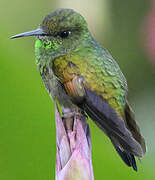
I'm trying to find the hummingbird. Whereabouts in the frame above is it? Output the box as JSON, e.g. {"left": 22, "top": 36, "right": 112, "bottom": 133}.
{"left": 11, "top": 8, "right": 146, "bottom": 171}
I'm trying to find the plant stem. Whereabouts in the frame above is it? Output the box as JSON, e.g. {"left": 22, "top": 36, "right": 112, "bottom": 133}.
{"left": 55, "top": 105, "right": 94, "bottom": 180}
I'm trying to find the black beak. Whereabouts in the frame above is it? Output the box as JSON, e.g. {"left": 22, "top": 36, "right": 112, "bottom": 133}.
{"left": 10, "top": 28, "right": 45, "bottom": 39}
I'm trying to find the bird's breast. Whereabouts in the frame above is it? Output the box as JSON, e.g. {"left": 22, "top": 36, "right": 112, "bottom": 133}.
{"left": 52, "top": 55, "right": 81, "bottom": 83}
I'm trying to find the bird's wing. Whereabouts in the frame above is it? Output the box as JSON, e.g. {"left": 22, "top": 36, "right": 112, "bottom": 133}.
{"left": 53, "top": 55, "right": 146, "bottom": 171}
{"left": 64, "top": 75, "right": 144, "bottom": 159}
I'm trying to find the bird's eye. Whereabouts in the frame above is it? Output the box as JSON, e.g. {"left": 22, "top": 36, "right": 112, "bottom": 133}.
{"left": 59, "top": 31, "right": 71, "bottom": 38}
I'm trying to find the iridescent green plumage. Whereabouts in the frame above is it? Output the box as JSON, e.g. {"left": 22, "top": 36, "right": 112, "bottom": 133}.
{"left": 34, "top": 9, "right": 127, "bottom": 116}
{"left": 11, "top": 8, "right": 146, "bottom": 171}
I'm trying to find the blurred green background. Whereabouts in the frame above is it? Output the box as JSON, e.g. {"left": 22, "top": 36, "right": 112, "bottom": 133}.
{"left": 0, "top": 0, "right": 155, "bottom": 179}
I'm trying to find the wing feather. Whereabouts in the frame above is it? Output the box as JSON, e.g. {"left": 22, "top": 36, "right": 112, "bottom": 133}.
{"left": 63, "top": 75, "right": 145, "bottom": 171}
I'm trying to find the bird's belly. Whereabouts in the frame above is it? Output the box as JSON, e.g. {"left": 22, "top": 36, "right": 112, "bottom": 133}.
{"left": 41, "top": 67, "right": 75, "bottom": 108}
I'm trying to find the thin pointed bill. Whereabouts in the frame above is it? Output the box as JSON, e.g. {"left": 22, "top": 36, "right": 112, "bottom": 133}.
{"left": 10, "top": 28, "right": 45, "bottom": 39}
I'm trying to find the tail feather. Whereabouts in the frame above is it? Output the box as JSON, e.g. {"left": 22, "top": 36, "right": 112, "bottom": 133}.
{"left": 115, "top": 146, "right": 137, "bottom": 171}
{"left": 110, "top": 135, "right": 138, "bottom": 171}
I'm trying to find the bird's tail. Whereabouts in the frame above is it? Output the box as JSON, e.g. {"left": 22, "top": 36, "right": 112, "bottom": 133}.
{"left": 110, "top": 136, "right": 138, "bottom": 171}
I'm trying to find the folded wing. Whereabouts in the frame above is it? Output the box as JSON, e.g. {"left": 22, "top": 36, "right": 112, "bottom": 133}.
{"left": 64, "top": 75, "right": 146, "bottom": 171}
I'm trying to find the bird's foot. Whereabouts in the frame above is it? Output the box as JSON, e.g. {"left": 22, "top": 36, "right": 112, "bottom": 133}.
{"left": 62, "top": 107, "right": 87, "bottom": 131}
{"left": 62, "top": 107, "right": 86, "bottom": 119}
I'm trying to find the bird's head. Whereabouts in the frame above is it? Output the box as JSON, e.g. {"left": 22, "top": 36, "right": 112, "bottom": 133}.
{"left": 11, "top": 9, "right": 90, "bottom": 63}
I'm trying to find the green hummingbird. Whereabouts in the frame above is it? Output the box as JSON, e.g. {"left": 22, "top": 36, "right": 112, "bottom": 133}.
{"left": 11, "top": 8, "right": 146, "bottom": 171}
